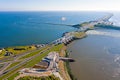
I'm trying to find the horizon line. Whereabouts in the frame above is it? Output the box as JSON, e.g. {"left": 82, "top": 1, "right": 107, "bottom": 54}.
{"left": 0, "top": 10, "right": 119, "bottom": 12}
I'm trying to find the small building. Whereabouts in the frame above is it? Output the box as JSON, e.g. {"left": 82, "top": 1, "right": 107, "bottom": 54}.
{"left": 33, "top": 60, "right": 49, "bottom": 69}
{"left": 4, "top": 51, "right": 13, "bottom": 56}
{"left": 34, "top": 44, "right": 45, "bottom": 48}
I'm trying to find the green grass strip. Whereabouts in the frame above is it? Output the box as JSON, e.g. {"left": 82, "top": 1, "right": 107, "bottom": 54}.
{"left": 5, "top": 61, "right": 20, "bottom": 70}
{"left": 20, "top": 46, "right": 49, "bottom": 60}
{"left": 0, "top": 44, "right": 63, "bottom": 80}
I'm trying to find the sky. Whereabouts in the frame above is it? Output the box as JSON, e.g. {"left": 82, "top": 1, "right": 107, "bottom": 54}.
{"left": 0, "top": 0, "right": 120, "bottom": 11}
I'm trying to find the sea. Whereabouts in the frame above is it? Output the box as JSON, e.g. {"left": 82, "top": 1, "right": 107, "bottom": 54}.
{"left": 0, "top": 11, "right": 107, "bottom": 48}
{"left": 1, "top": 11, "right": 120, "bottom": 80}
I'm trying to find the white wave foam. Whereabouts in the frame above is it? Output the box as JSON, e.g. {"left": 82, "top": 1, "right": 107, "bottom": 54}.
{"left": 112, "top": 68, "right": 120, "bottom": 78}
{"left": 86, "top": 30, "right": 120, "bottom": 38}
{"left": 114, "top": 55, "right": 120, "bottom": 63}
{"left": 112, "top": 55, "right": 120, "bottom": 78}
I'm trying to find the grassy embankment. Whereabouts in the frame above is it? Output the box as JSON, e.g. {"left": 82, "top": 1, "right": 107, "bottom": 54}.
{"left": 73, "top": 31, "right": 86, "bottom": 39}
{"left": 58, "top": 45, "right": 71, "bottom": 80}
{"left": 72, "top": 22, "right": 94, "bottom": 29}
{"left": 19, "top": 46, "right": 49, "bottom": 60}
{"left": 2, "top": 46, "right": 49, "bottom": 71}
{"left": 64, "top": 31, "right": 87, "bottom": 80}
{"left": 80, "top": 22, "right": 94, "bottom": 29}
{"left": 0, "top": 44, "right": 63, "bottom": 80}
{"left": 58, "top": 44, "right": 77, "bottom": 80}
{"left": 0, "top": 64, "right": 4, "bottom": 69}
{"left": 68, "top": 31, "right": 86, "bottom": 39}
{"left": 5, "top": 61, "right": 21, "bottom": 70}
{"left": 80, "top": 22, "right": 89, "bottom": 26}
{"left": 65, "top": 51, "right": 77, "bottom": 80}
{"left": 17, "top": 75, "right": 60, "bottom": 80}
{"left": 0, "top": 45, "right": 36, "bottom": 59}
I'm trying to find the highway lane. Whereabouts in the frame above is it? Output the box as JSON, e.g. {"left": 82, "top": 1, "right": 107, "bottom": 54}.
{"left": 0, "top": 63, "right": 10, "bottom": 75}
{"left": 0, "top": 46, "right": 49, "bottom": 76}
{"left": 0, "top": 46, "right": 47, "bottom": 63}
{"left": 0, "top": 45, "right": 53, "bottom": 78}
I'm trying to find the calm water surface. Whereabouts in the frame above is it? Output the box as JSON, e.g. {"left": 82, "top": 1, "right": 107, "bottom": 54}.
{"left": 67, "top": 34, "right": 120, "bottom": 80}
{"left": 0, "top": 11, "right": 107, "bottom": 47}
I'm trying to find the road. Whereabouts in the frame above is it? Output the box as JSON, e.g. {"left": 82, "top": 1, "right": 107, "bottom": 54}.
{"left": 0, "top": 47, "right": 45, "bottom": 63}
{"left": 0, "top": 45, "right": 52, "bottom": 78}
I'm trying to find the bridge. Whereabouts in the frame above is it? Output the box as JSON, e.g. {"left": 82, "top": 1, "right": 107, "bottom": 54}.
{"left": 92, "top": 13, "right": 114, "bottom": 26}
{"left": 79, "top": 13, "right": 114, "bottom": 32}
{"left": 98, "top": 13, "right": 113, "bottom": 22}
{"left": 50, "top": 35, "right": 74, "bottom": 45}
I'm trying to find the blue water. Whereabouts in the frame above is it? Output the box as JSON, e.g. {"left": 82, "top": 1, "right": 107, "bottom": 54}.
{"left": 0, "top": 11, "right": 107, "bottom": 48}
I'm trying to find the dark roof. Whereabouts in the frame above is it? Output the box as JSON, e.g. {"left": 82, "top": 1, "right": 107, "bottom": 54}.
{"left": 37, "top": 60, "right": 49, "bottom": 67}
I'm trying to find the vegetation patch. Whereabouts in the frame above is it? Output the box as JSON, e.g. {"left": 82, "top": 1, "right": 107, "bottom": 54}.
{"left": 0, "top": 63, "right": 26, "bottom": 80}
{"left": 20, "top": 46, "right": 49, "bottom": 59}
{"left": 17, "top": 75, "right": 60, "bottom": 80}
{"left": 80, "top": 22, "right": 89, "bottom": 27}
{"left": 1, "top": 44, "right": 63, "bottom": 80}
{"left": 5, "top": 45, "right": 36, "bottom": 55}
{"left": 0, "top": 64, "right": 4, "bottom": 69}
{"left": 0, "top": 49, "right": 6, "bottom": 59}
{"left": 73, "top": 31, "right": 86, "bottom": 38}
{"left": 5, "top": 61, "right": 20, "bottom": 70}
{"left": 65, "top": 51, "right": 77, "bottom": 80}
{"left": 24, "top": 44, "right": 63, "bottom": 68}
{"left": 7, "top": 72, "right": 20, "bottom": 80}
{"left": 0, "top": 45, "right": 36, "bottom": 59}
